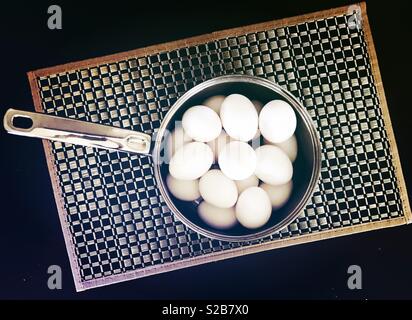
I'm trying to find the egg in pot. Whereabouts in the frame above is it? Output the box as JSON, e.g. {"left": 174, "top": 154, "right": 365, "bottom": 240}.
{"left": 166, "top": 175, "right": 200, "bottom": 201}
{"left": 182, "top": 105, "right": 222, "bottom": 142}
{"left": 220, "top": 94, "right": 258, "bottom": 142}
{"left": 255, "top": 145, "right": 293, "bottom": 185}
{"left": 236, "top": 186, "right": 272, "bottom": 229}
{"left": 169, "top": 142, "right": 214, "bottom": 180}
{"left": 199, "top": 169, "right": 238, "bottom": 208}
{"left": 198, "top": 202, "right": 237, "bottom": 229}
{"left": 259, "top": 100, "right": 297, "bottom": 143}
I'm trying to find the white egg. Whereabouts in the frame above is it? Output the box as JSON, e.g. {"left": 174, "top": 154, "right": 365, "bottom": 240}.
{"left": 198, "top": 202, "right": 237, "bottom": 229}
{"left": 235, "top": 175, "right": 259, "bottom": 193}
{"left": 182, "top": 105, "right": 222, "bottom": 142}
{"left": 199, "top": 169, "right": 238, "bottom": 208}
{"left": 169, "top": 142, "right": 213, "bottom": 180}
{"left": 207, "top": 130, "right": 232, "bottom": 161}
{"left": 259, "top": 100, "right": 297, "bottom": 143}
{"left": 261, "top": 181, "right": 293, "bottom": 208}
{"left": 165, "top": 125, "right": 192, "bottom": 161}
{"left": 218, "top": 141, "right": 257, "bottom": 180}
{"left": 255, "top": 145, "right": 293, "bottom": 185}
{"left": 166, "top": 175, "right": 200, "bottom": 201}
{"left": 203, "top": 95, "right": 225, "bottom": 114}
{"left": 235, "top": 187, "right": 272, "bottom": 229}
{"left": 220, "top": 94, "right": 258, "bottom": 142}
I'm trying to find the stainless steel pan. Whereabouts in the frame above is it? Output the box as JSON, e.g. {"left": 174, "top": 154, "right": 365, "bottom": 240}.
{"left": 4, "top": 75, "right": 321, "bottom": 242}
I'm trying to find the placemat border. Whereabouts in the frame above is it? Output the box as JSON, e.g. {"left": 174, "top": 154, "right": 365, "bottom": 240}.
{"left": 360, "top": 6, "right": 411, "bottom": 223}
{"left": 27, "top": 2, "right": 411, "bottom": 291}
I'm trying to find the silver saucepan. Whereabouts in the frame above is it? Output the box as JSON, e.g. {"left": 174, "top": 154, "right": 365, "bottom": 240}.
{"left": 4, "top": 75, "right": 321, "bottom": 242}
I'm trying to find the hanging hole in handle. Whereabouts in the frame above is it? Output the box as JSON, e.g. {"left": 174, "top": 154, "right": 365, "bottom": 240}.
{"left": 12, "top": 115, "right": 33, "bottom": 129}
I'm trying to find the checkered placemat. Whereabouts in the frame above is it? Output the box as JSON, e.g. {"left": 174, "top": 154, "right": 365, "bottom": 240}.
{"left": 28, "top": 2, "right": 411, "bottom": 291}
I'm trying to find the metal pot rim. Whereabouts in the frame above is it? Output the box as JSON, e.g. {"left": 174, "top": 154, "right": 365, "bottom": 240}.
{"left": 153, "top": 75, "right": 321, "bottom": 242}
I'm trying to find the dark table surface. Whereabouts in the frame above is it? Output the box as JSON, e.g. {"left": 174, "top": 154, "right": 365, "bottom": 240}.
{"left": 0, "top": 0, "right": 411, "bottom": 299}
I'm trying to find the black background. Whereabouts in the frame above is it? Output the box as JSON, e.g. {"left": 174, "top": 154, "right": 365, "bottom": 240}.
{"left": 0, "top": 0, "right": 411, "bottom": 299}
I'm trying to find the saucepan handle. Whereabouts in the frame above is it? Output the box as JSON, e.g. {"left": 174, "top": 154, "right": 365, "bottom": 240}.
{"left": 3, "top": 108, "right": 152, "bottom": 155}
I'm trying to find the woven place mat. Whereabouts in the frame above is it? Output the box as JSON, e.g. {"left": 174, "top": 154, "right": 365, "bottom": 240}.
{"left": 28, "top": 2, "right": 411, "bottom": 291}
